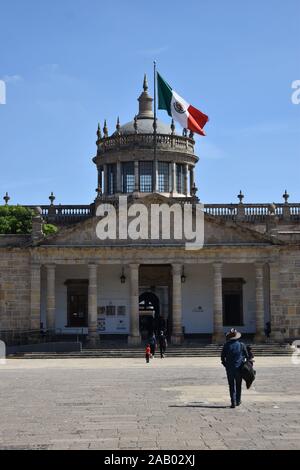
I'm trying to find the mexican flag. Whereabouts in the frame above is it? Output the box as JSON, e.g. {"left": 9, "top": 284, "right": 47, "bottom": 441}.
{"left": 157, "top": 72, "right": 209, "bottom": 136}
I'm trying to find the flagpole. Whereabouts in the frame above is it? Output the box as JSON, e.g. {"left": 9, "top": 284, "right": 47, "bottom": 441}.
{"left": 153, "top": 60, "right": 157, "bottom": 192}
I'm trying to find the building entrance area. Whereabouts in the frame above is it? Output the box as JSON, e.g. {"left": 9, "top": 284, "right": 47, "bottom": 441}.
{"left": 139, "top": 264, "right": 171, "bottom": 339}
{"left": 139, "top": 292, "right": 159, "bottom": 339}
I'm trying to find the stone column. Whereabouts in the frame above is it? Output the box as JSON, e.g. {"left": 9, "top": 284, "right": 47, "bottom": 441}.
{"left": 189, "top": 166, "right": 195, "bottom": 191}
{"left": 128, "top": 264, "right": 141, "bottom": 345}
{"left": 153, "top": 160, "right": 158, "bottom": 192}
{"left": 88, "top": 264, "right": 99, "bottom": 345}
{"left": 171, "top": 264, "right": 183, "bottom": 344}
{"left": 103, "top": 164, "right": 108, "bottom": 195}
{"left": 30, "top": 263, "right": 41, "bottom": 330}
{"left": 116, "top": 161, "right": 122, "bottom": 193}
{"left": 212, "top": 263, "right": 224, "bottom": 343}
{"left": 268, "top": 261, "right": 283, "bottom": 342}
{"left": 46, "top": 264, "right": 56, "bottom": 332}
{"left": 98, "top": 166, "right": 103, "bottom": 190}
{"left": 171, "top": 162, "right": 176, "bottom": 195}
{"left": 184, "top": 164, "right": 189, "bottom": 196}
{"left": 254, "top": 263, "right": 265, "bottom": 342}
{"left": 134, "top": 161, "right": 139, "bottom": 193}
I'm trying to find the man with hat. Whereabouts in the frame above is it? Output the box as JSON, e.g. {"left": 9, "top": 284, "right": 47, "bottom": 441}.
{"left": 221, "top": 328, "right": 249, "bottom": 408}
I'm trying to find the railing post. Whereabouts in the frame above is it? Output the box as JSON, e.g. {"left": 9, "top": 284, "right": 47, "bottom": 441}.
{"left": 283, "top": 203, "right": 290, "bottom": 221}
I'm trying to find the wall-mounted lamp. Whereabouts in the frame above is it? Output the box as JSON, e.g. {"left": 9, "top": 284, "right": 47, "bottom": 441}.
{"left": 181, "top": 267, "right": 186, "bottom": 283}
{"left": 120, "top": 267, "right": 126, "bottom": 284}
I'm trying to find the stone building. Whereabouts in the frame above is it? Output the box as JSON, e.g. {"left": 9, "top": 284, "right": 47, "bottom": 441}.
{"left": 0, "top": 76, "right": 300, "bottom": 345}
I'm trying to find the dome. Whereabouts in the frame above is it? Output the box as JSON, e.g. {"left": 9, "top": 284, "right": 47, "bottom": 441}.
{"left": 115, "top": 117, "right": 178, "bottom": 136}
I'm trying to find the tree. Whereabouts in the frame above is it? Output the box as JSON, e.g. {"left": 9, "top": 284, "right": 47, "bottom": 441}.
{"left": 0, "top": 206, "right": 34, "bottom": 234}
{"left": 42, "top": 223, "right": 58, "bottom": 235}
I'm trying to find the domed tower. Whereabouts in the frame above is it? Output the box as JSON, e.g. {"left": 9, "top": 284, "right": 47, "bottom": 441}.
{"left": 93, "top": 75, "right": 198, "bottom": 202}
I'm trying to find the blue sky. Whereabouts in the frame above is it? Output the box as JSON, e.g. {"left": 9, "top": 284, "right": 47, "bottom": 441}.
{"left": 0, "top": 0, "right": 299, "bottom": 205}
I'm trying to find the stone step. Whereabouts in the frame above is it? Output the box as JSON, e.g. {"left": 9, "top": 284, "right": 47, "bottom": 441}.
{"left": 8, "top": 342, "right": 293, "bottom": 359}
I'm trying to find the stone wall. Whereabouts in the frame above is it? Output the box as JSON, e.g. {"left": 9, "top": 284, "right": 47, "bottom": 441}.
{"left": 270, "top": 248, "right": 300, "bottom": 339}
{"left": 0, "top": 249, "right": 31, "bottom": 330}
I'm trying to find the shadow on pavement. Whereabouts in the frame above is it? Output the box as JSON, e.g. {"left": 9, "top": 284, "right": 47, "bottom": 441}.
{"left": 170, "top": 403, "right": 229, "bottom": 409}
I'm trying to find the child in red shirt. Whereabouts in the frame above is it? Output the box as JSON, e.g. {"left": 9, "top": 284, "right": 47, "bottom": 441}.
{"left": 145, "top": 344, "right": 151, "bottom": 363}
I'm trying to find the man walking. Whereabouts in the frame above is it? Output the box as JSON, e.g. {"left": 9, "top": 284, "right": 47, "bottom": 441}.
{"left": 158, "top": 331, "right": 167, "bottom": 358}
{"left": 221, "top": 328, "right": 249, "bottom": 408}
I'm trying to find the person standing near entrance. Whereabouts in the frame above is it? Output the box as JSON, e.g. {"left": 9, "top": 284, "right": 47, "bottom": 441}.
{"left": 158, "top": 331, "right": 167, "bottom": 358}
{"left": 149, "top": 333, "right": 157, "bottom": 358}
{"left": 221, "top": 328, "right": 249, "bottom": 408}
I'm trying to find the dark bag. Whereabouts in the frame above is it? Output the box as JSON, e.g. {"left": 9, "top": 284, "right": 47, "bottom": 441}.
{"left": 240, "top": 360, "right": 256, "bottom": 389}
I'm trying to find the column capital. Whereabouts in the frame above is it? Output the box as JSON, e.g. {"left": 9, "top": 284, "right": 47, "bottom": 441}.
{"left": 213, "top": 262, "right": 223, "bottom": 271}
{"left": 45, "top": 263, "right": 56, "bottom": 271}
{"left": 31, "top": 262, "right": 41, "bottom": 269}
{"left": 88, "top": 263, "right": 98, "bottom": 269}
{"left": 129, "top": 263, "right": 140, "bottom": 270}
{"left": 255, "top": 262, "right": 265, "bottom": 271}
{"left": 172, "top": 263, "right": 182, "bottom": 275}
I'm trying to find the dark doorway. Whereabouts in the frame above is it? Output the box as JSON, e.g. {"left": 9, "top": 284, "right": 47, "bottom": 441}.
{"left": 222, "top": 278, "right": 244, "bottom": 326}
{"left": 65, "top": 280, "right": 88, "bottom": 327}
{"left": 139, "top": 292, "right": 160, "bottom": 339}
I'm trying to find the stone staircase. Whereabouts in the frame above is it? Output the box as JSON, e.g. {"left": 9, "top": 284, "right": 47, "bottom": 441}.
{"left": 10, "top": 342, "right": 293, "bottom": 359}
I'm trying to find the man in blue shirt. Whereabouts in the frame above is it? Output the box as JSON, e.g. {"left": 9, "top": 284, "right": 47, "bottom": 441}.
{"left": 221, "top": 329, "right": 249, "bottom": 408}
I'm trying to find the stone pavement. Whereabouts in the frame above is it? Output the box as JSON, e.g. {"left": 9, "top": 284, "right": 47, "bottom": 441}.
{"left": 0, "top": 357, "right": 299, "bottom": 450}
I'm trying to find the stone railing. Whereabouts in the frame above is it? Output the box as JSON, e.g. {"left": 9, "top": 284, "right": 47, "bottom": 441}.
{"left": 27, "top": 205, "right": 93, "bottom": 224}
{"left": 23, "top": 202, "right": 300, "bottom": 225}
{"left": 204, "top": 203, "right": 300, "bottom": 222}
{"left": 97, "top": 133, "right": 195, "bottom": 155}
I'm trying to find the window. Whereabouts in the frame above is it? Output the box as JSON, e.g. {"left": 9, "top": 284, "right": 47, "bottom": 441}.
{"left": 122, "top": 162, "right": 135, "bottom": 193}
{"left": 107, "top": 164, "right": 116, "bottom": 195}
{"left": 158, "top": 162, "right": 170, "bottom": 192}
{"left": 117, "top": 306, "right": 126, "bottom": 316}
{"left": 176, "top": 164, "right": 185, "bottom": 193}
{"left": 139, "top": 161, "right": 153, "bottom": 192}
{"left": 106, "top": 305, "right": 116, "bottom": 316}
{"left": 222, "top": 278, "right": 244, "bottom": 326}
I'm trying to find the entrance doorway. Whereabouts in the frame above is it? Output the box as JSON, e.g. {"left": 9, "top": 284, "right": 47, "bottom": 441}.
{"left": 139, "top": 292, "right": 163, "bottom": 339}
{"left": 65, "top": 279, "right": 88, "bottom": 327}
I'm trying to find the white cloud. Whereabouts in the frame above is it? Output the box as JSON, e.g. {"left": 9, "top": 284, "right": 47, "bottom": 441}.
{"left": 2, "top": 74, "right": 23, "bottom": 83}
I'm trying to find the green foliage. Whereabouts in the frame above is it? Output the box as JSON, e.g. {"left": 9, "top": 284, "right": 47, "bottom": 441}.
{"left": 0, "top": 206, "right": 34, "bottom": 234}
{"left": 42, "top": 223, "right": 58, "bottom": 235}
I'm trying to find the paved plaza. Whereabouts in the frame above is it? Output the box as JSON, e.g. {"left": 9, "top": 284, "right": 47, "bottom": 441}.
{"left": 0, "top": 356, "right": 299, "bottom": 450}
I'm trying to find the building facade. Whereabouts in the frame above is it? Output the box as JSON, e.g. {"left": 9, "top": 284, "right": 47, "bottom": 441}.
{"left": 1, "top": 77, "right": 300, "bottom": 345}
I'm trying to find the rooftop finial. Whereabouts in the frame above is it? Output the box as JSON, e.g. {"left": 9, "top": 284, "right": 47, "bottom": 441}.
{"left": 137, "top": 74, "right": 153, "bottom": 120}
{"left": 143, "top": 73, "right": 148, "bottom": 92}
{"left": 116, "top": 116, "right": 120, "bottom": 134}
{"left": 283, "top": 189, "right": 289, "bottom": 203}
{"left": 237, "top": 190, "right": 244, "bottom": 204}
{"left": 103, "top": 119, "right": 108, "bottom": 138}
{"left": 97, "top": 123, "right": 102, "bottom": 140}
{"left": 170, "top": 119, "right": 175, "bottom": 135}
{"left": 134, "top": 115, "right": 138, "bottom": 133}
{"left": 3, "top": 192, "right": 10, "bottom": 205}
{"left": 49, "top": 192, "right": 55, "bottom": 206}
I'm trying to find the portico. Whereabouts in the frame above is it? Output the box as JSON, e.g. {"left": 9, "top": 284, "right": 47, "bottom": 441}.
{"left": 30, "top": 247, "right": 271, "bottom": 344}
